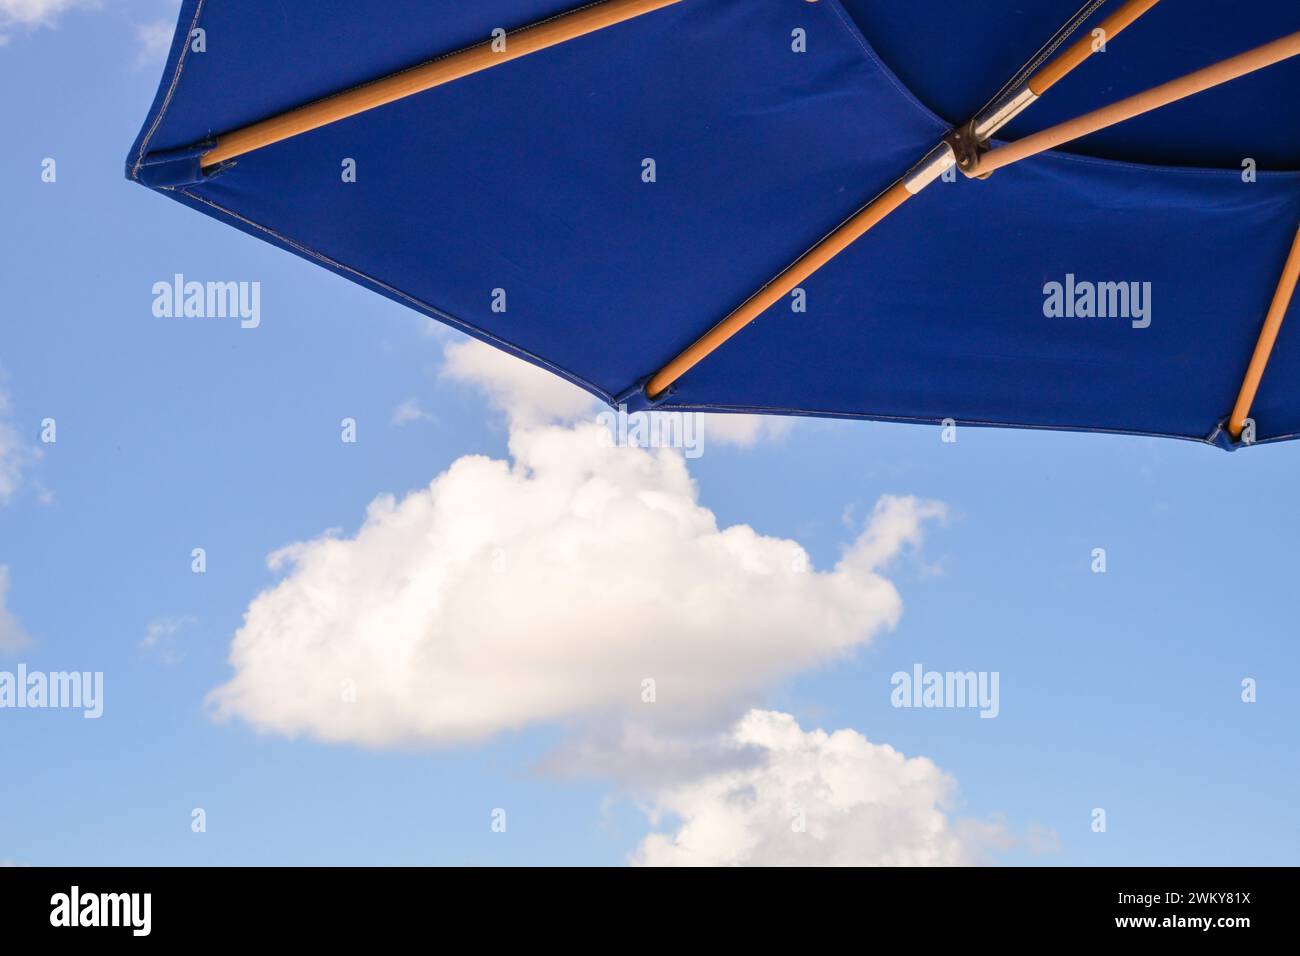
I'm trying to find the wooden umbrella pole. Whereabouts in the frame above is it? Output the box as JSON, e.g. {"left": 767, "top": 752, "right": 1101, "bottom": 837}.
{"left": 971, "top": 30, "right": 1300, "bottom": 177}
{"left": 1228, "top": 223, "right": 1300, "bottom": 440}
{"left": 201, "top": 0, "right": 683, "bottom": 169}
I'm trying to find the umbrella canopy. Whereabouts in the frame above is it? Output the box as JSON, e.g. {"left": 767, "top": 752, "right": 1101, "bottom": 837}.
{"left": 127, "top": 0, "right": 1300, "bottom": 448}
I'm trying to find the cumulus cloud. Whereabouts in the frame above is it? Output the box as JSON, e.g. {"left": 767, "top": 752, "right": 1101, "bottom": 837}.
{"left": 203, "top": 335, "right": 993, "bottom": 865}
{"left": 0, "top": 566, "right": 32, "bottom": 655}
{"left": 632, "top": 710, "right": 991, "bottom": 866}
{"left": 210, "top": 336, "right": 941, "bottom": 746}
{"left": 209, "top": 416, "right": 942, "bottom": 745}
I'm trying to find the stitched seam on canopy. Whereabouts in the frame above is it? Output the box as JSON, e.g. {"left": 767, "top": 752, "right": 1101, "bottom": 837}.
{"left": 824, "top": 0, "right": 1300, "bottom": 175}
{"left": 254, "top": 1, "right": 613, "bottom": 114}
{"left": 982, "top": 0, "right": 1109, "bottom": 110}
{"left": 641, "top": 401, "right": 1220, "bottom": 445}
{"left": 822, "top": 0, "right": 1108, "bottom": 132}
{"left": 176, "top": 189, "right": 618, "bottom": 406}
{"left": 134, "top": 0, "right": 1299, "bottom": 447}
{"left": 988, "top": 147, "right": 1300, "bottom": 180}
{"left": 821, "top": 0, "right": 948, "bottom": 133}
{"left": 131, "top": 0, "right": 207, "bottom": 179}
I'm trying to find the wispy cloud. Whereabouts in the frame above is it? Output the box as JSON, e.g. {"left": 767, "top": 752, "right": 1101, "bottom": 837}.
{"left": 389, "top": 398, "right": 435, "bottom": 427}
{"left": 696, "top": 414, "right": 794, "bottom": 447}
{"left": 141, "top": 615, "right": 195, "bottom": 664}
{"left": 0, "top": 566, "right": 32, "bottom": 656}
{"left": 133, "top": 18, "right": 173, "bottom": 70}
{"left": 0, "top": 0, "right": 100, "bottom": 42}
{"left": 0, "top": 386, "right": 31, "bottom": 506}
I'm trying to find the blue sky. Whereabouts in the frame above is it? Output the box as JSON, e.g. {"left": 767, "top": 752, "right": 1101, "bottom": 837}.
{"left": 1, "top": 0, "right": 1297, "bottom": 867}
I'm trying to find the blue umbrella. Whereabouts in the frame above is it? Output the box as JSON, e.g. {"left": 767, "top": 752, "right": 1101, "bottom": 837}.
{"left": 128, "top": 0, "right": 1300, "bottom": 448}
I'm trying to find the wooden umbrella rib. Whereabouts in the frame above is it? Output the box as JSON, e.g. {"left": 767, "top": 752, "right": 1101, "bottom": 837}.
{"left": 1228, "top": 224, "right": 1300, "bottom": 441}
{"left": 1028, "top": 0, "right": 1164, "bottom": 94}
{"left": 642, "top": 0, "right": 1166, "bottom": 399}
{"left": 200, "top": 0, "right": 683, "bottom": 168}
{"left": 972, "top": 31, "right": 1300, "bottom": 177}
{"left": 645, "top": 183, "right": 913, "bottom": 399}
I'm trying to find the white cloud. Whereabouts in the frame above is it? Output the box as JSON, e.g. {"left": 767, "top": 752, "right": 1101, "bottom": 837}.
{"left": 0, "top": 566, "right": 32, "bottom": 655}
{"left": 632, "top": 710, "right": 994, "bottom": 866}
{"left": 208, "top": 415, "right": 943, "bottom": 745}
{"left": 390, "top": 398, "right": 435, "bottom": 427}
{"left": 134, "top": 18, "right": 173, "bottom": 69}
{"left": 204, "top": 334, "right": 999, "bottom": 865}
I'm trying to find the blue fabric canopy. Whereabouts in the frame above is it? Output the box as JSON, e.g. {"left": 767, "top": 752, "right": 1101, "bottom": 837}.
{"left": 127, "top": 0, "right": 1300, "bottom": 447}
